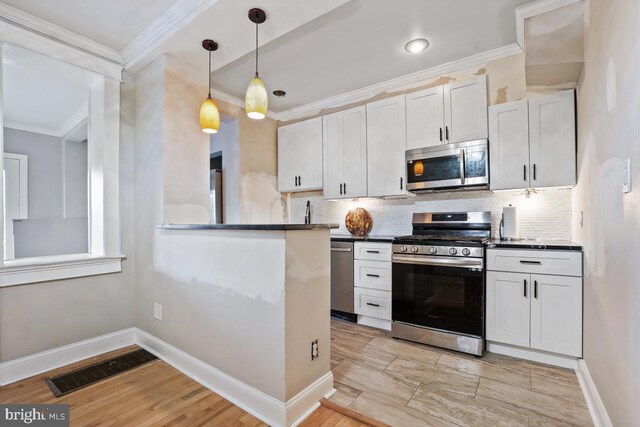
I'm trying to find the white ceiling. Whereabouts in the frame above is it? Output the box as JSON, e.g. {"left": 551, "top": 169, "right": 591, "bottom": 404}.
{"left": 3, "top": 44, "right": 98, "bottom": 135}
{"left": 212, "top": 0, "right": 532, "bottom": 112}
{"left": 0, "top": 0, "right": 179, "bottom": 50}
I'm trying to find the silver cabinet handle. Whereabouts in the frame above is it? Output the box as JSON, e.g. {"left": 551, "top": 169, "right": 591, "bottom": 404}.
{"left": 524, "top": 279, "right": 528, "bottom": 298}
{"left": 366, "top": 250, "right": 380, "bottom": 254}
{"left": 533, "top": 164, "right": 537, "bottom": 180}
{"left": 331, "top": 248, "right": 352, "bottom": 252}
{"left": 534, "top": 280, "right": 538, "bottom": 299}
{"left": 366, "top": 274, "right": 380, "bottom": 278}
{"left": 520, "top": 260, "right": 542, "bottom": 265}
{"left": 523, "top": 165, "right": 527, "bottom": 181}
{"left": 459, "top": 149, "right": 465, "bottom": 185}
{"left": 366, "top": 302, "right": 380, "bottom": 307}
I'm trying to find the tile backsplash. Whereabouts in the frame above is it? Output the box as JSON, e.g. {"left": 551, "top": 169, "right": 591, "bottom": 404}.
{"left": 290, "top": 188, "right": 573, "bottom": 240}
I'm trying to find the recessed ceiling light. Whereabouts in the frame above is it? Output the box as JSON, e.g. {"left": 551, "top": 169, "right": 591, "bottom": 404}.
{"left": 404, "top": 38, "right": 430, "bottom": 54}
{"left": 273, "top": 90, "right": 286, "bottom": 97}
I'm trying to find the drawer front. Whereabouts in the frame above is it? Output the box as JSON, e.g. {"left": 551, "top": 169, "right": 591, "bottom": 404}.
{"left": 354, "top": 260, "right": 391, "bottom": 291}
{"left": 354, "top": 242, "right": 392, "bottom": 262}
{"left": 487, "top": 249, "right": 582, "bottom": 277}
{"left": 354, "top": 288, "right": 391, "bottom": 320}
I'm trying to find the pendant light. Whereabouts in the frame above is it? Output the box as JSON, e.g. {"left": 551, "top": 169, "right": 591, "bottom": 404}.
{"left": 199, "top": 39, "right": 220, "bottom": 134}
{"left": 245, "top": 8, "right": 268, "bottom": 120}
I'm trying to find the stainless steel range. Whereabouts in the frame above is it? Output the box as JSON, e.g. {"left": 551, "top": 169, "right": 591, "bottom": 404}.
{"left": 391, "top": 211, "right": 491, "bottom": 356}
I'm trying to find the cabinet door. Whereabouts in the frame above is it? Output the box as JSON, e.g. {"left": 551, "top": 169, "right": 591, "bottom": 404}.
{"left": 406, "top": 87, "right": 445, "bottom": 150}
{"left": 322, "top": 111, "right": 344, "bottom": 199}
{"left": 295, "top": 117, "right": 323, "bottom": 191}
{"left": 530, "top": 274, "right": 582, "bottom": 357}
{"left": 489, "top": 100, "right": 531, "bottom": 190}
{"left": 342, "top": 106, "right": 368, "bottom": 198}
{"left": 528, "top": 90, "right": 576, "bottom": 188}
{"left": 444, "top": 75, "right": 488, "bottom": 143}
{"left": 486, "top": 271, "right": 531, "bottom": 347}
{"left": 366, "top": 95, "right": 407, "bottom": 197}
{"left": 277, "top": 124, "right": 298, "bottom": 192}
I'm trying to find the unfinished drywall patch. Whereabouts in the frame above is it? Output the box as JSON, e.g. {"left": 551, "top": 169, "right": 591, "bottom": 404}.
{"left": 495, "top": 87, "right": 508, "bottom": 104}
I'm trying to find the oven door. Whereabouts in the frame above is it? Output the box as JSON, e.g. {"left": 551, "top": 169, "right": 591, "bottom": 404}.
{"left": 406, "top": 140, "right": 489, "bottom": 191}
{"left": 392, "top": 254, "right": 484, "bottom": 338}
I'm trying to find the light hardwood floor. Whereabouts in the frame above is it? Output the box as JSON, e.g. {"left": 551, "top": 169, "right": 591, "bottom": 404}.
{"left": 0, "top": 345, "right": 367, "bottom": 427}
{"left": 329, "top": 318, "right": 593, "bottom": 427}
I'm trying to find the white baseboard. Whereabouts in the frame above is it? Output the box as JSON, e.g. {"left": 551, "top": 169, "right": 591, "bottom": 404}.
{"left": 0, "top": 327, "right": 136, "bottom": 386}
{"left": 136, "top": 328, "right": 333, "bottom": 427}
{"left": 576, "top": 359, "right": 613, "bottom": 427}
{"left": 357, "top": 315, "right": 391, "bottom": 331}
{"left": 486, "top": 341, "right": 578, "bottom": 369}
{"left": 1, "top": 327, "right": 332, "bottom": 427}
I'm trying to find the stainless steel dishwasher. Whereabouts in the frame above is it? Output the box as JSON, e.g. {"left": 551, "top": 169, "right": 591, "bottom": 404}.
{"left": 330, "top": 240, "right": 355, "bottom": 320}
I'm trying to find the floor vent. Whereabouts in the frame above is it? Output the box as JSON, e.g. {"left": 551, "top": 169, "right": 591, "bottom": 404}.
{"left": 45, "top": 348, "right": 158, "bottom": 397}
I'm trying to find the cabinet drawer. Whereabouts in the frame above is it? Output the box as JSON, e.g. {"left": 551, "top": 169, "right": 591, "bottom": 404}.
{"left": 354, "top": 242, "right": 392, "bottom": 261}
{"left": 354, "top": 288, "right": 391, "bottom": 320}
{"left": 487, "top": 249, "right": 582, "bottom": 277}
{"left": 354, "top": 260, "right": 391, "bottom": 291}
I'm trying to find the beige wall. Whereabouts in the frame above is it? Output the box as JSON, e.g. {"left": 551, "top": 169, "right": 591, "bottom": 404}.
{"left": 572, "top": 0, "right": 640, "bottom": 425}
{"left": 279, "top": 53, "right": 527, "bottom": 127}
{"left": 0, "top": 73, "right": 137, "bottom": 362}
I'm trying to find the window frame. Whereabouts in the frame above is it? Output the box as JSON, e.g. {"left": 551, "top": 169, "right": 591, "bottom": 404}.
{"left": 0, "top": 28, "right": 124, "bottom": 287}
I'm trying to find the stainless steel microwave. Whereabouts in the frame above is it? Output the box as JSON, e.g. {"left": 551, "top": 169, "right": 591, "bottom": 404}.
{"left": 406, "top": 139, "right": 489, "bottom": 192}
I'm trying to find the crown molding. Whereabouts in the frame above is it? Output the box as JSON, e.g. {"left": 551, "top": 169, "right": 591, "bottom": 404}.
{"left": 515, "top": 0, "right": 584, "bottom": 49}
{"left": 59, "top": 104, "right": 88, "bottom": 138}
{"left": 122, "top": 0, "right": 220, "bottom": 70}
{"left": 0, "top": 2, "right": 121, "bottom": 64}
{"left": 275, "top": 43, "right": 523, "bottom": 123}
{"left": 5, "top": 103, "right": 88, "bottom": 138}
{"left": 4, "top": 120, "right": 63, "bottom": 138}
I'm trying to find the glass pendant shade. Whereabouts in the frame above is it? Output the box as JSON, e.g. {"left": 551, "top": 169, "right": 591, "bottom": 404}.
{"left": 200, "top": 96, "right": 220, "bottom": 134}
{"left": 245, "top": 76, "right": 268, "bottom": 120}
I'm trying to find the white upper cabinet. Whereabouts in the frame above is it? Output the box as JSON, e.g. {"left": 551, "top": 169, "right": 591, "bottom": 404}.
{"left": 528, "top": 90, "right": 576, "bottom": 188}
{"left": 277, "top": 117, "right": 323, "bottom": 192}
{"left": 488, "top": 90, "right": 576, "bottom": 191}
{"left": 489, "top": 99, "right": 531, "bottom": 190}
{"left": 405, "top": 86, "right": 445, "bottom": 150}
{"left": 443, "top": 75, "right": 488, "bottom": 143}
{"left": 405, "top": 76, "right": 488, "bottom": 150}
{"left": 366, "top": 95, "right": 407, "bottom": 197}
{"left": 323, "top": 106, "right": 367, "bottom": 199}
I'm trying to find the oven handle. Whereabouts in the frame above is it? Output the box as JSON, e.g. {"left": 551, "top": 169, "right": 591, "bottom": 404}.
{"left": 460, "top": 149, "right": 465, "bottom": 185}
{"left": 392, "top": 254, "right": 483, "bottom": 269}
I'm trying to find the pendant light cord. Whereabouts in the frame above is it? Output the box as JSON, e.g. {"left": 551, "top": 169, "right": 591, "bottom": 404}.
{"left": 255, "top": 21, "right": 259, "bottom": 78}
{"left": 208, "top": 50, "right": 212, "bottom": 98}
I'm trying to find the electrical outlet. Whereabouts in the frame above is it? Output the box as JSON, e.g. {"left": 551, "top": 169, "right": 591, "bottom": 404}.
{"left": 311, "top": 339, "right": 319, "bottom": 361}
{"left": 153, "top": 303, "right": 162, "bottom": 320}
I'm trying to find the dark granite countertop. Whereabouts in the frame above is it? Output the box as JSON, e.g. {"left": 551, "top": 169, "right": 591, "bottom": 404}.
{"left": 487, "top": 239, "right": 583, "bottom": 251}
{"left": 158, "top": 223, "right": 339, "bottom": 231}
{"left": 330, "top": 234, "right": 395, "bottom": 243}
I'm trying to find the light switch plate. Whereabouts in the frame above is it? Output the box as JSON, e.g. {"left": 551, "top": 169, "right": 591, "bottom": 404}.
{"left": 623, "top": 158, "right": 632, "bottom": 193}
{"left": 153, "top": 303, "right": 162, "bottom": 320}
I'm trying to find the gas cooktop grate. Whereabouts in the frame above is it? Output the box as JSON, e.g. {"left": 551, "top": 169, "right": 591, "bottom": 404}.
{"left": 45, "top": 348, "right": 158, "bottom": 397}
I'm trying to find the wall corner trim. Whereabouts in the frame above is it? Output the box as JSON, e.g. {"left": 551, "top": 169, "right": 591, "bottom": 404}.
{"left": 0, "top": 327, "right": 136, "bottom": 386}
{"left": 575, "top": 359, "right": 614, "bottom": 427}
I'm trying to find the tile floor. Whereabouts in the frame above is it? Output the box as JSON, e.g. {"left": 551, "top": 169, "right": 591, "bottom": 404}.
{"left": 329, "top": 318, "right": 592, "bottom": 427}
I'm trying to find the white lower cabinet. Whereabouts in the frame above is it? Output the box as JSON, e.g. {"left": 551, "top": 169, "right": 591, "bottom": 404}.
{"left": 354, "top": 242, "right": 392, "bottom": 329}
{"left": 486, "top": 248, "right": 583, "bottom": 360}
{"left": 486, "top": 271, "right": 531, "bottom": 348}
{"left": 530, "top": 274, "right": 582, "bottom": 357}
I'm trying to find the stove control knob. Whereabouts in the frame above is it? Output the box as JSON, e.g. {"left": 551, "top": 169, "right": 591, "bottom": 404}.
{"left": 400, "top": 245, "right": 407, "bottom": 253}
{"left": 411, "top": 246, "right": 419, "bottom": 253}
{"left": 462, "top": 248, "right": 471, "bottom": 256}
{"left": 449, "top": 248, "right": 458, "bottom": 255}
{"left": 429, "top": 247, "right": 437, "bottom": 255}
